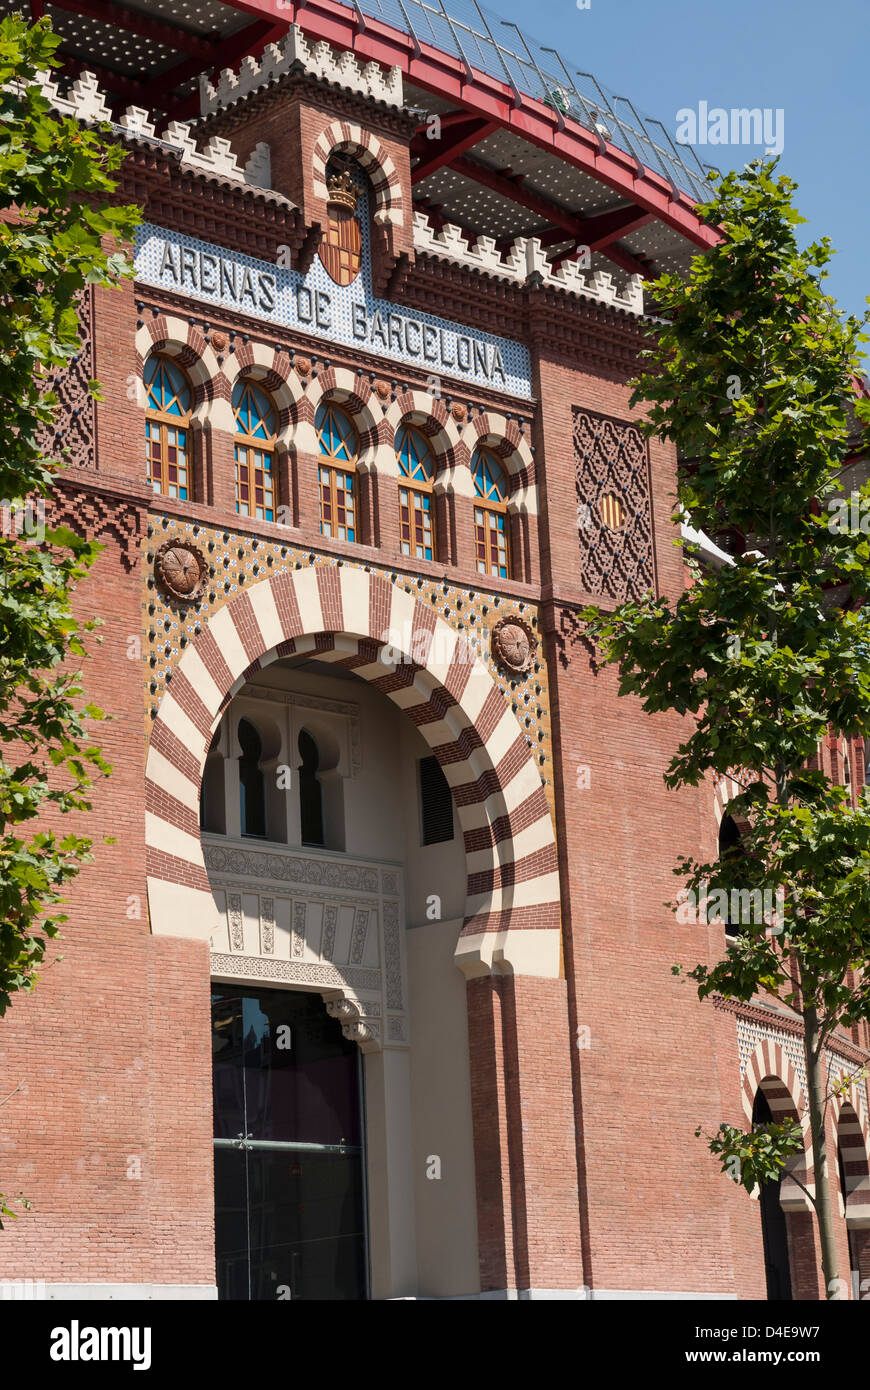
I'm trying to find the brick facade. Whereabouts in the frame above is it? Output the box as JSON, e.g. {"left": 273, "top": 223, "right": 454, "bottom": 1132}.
{"left": 1, "top": 56, "right": 869, "bottom": 1303}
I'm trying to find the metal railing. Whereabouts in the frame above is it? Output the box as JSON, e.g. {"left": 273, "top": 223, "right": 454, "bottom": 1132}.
{"left": 347, "top": 0, "right": 713, "bottom": 202}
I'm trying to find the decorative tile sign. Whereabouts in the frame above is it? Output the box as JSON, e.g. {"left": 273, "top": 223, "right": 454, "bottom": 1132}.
{"left": 134, "top": 184, "right": 532, "bottom": 399}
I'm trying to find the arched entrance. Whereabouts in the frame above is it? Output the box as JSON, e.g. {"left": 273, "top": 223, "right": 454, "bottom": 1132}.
{"left": 144, "top": 563, "right": 581, "bottom": 1298}
{"left": 753, "top": 1088, "right": 792, "bottom": 1300}
{"left": 745, "top": 1050, "right": 815, "bottom": 1300}
{"left": 145, "top": 565, "right": 559, "bottom": 970}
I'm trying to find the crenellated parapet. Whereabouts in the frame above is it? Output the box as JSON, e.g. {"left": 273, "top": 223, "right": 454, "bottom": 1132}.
{"left": 198, "top": 24, "right": 404, "bottom": 117}
{"left": 413, "top": 210, "right": 645, "bottom": 315}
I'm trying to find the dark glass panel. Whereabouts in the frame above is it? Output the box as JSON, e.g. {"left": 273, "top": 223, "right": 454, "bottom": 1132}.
{"left": 214, "top": 1146, "right": 250, "bottom": 1301}
{"left": 299, "top": 729, "right": 325, "bottom": 848}
{"left": 212, "top": 986, "right": 367, "bottom": 1301}
{"left": 211, "top": 988, "right": 362, "bottom": 1146}
{"left": 238, "top": 717, "right": 266, "bottom": 838}
{"left": 247, "top": 1151, "right": 366, "bottom": 1301}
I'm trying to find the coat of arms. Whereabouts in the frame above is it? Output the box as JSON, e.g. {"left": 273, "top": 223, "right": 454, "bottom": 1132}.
{"left": 318, "top": 170, "right": 362, "bottom": 287}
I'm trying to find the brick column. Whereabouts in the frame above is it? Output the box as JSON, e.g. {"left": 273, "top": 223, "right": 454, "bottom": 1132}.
{"left": 295, "top": 448, "right": 322, "bottom": 535}
{"left": 466, "top": 974, "right": 584, "bottom": 1295}
{"left": 454, "top": 494, "right": 477, "bottom": 574}
{"left": 787, "top": 1210, "right": 825, "bottom": 1298}
{"left": 209, "top": 420, "right": 236, "bottom": 514}
{"left": 375, "top": 471, "right": 399, "bottom": 557}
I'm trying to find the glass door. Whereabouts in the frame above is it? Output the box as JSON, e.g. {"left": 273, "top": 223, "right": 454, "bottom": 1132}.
{"left": 211, "top": 986, "right": 368, "bottom": 1300}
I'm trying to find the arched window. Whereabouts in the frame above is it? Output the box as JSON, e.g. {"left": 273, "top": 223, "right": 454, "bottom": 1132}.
{"left": 471, "top": 446, "right": 510, "bottom": 579}
{"left": 200, "top": 728, "right": 225, "bottom": 835}
{"left": 396, "top": 424, "right": 436, "bottom": 561}
{"left": 145, "top": 354, "right": 192, "bottom": 499}
{"left": 718, "top": 812, "right": 744, "bottom": 938}
{"left": 316, "top": 401, "right": 358, "bottom": 543}
{"left": 233, "top": 379, "right": 276, "bottom": 522}
{"left": 298, "top": 729, "right": 324, "bottom": 847}
{"left": 753, "top": 1088, "right": 793, "bottom": 1300}
{"left": 238, "top": 718, "right": 266, "bottom": 839}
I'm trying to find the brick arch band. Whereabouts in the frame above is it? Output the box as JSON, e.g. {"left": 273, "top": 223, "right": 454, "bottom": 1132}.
{"left": 742, "top": 1038, "right": 813, "bottom": 1211}
{"left": 144, "top": 565, "right": 561, "bottom": 978}
{"left": 831, "top": 1077, "right": 870, "bottom": 1226}
{"left": 312, "top": 120, "right": 404, "bottom": 227}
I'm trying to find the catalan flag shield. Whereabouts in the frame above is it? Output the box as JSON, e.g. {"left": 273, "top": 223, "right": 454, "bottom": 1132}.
{"left": 318, "top": 206, "right": 362, "bottom": 287}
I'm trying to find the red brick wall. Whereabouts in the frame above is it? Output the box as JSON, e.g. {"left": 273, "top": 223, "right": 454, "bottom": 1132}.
{"left": 0, "top": 500, "right": 215, "bottom": 1288}
{"left": 536, "top": 346, "right": 760, "bottom": 1296}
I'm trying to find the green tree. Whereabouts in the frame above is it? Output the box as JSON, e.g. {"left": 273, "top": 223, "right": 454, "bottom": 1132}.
{"left": 0, "top": 14, "right": 139, "bottom": 1214}
{"left": 584, "top": 160, "right": 870, "bottom": 1297}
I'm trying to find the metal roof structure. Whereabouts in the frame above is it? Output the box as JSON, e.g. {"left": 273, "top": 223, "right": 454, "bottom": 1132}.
{"left": 9, "top": 0, "right": 722, "bottom": 283}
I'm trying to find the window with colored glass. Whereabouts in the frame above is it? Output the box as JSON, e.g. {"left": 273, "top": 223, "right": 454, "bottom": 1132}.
{"left": 396, "top": 423, "right": 436, "bottom": 562}
{"left": 471, "top": 446, "right": 511, "bottom": 579}
{"left": 233, "top": 379, "right": 277, "bottom": 522}
{"left": 316, "top": 401, "right": 358, "bottom": 543}
{"left": 144, "top": 355, "right": 192, "bottom": 500}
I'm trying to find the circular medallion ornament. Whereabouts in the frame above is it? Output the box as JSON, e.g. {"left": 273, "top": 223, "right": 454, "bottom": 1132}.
{"left": 491, "top": 615, "right": 537, "bottom": 674}
{"left": 210, "top": 331, "right": 227, "bottom": 352}
{"left": 154, "top": 539, "right": 208, "bottom": 603}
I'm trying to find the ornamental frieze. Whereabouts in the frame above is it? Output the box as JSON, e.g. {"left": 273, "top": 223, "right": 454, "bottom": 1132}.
{"left": 134, "top": 181, "right": 532, "bottom": 398}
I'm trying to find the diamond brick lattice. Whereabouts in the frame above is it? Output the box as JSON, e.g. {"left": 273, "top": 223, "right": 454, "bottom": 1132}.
{"left": 573, "top": 406, "right": 654, "bottom": 600}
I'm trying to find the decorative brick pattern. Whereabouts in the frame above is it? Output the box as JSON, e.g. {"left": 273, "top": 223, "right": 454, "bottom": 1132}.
{"left": 573, "top": 405, "right": 654, "bottom": 600}
{"left": 37, "top": 288, "right": 96, "bottom": 472}
{"left": 48, "top": 481, "right": 143, "bottom": 573}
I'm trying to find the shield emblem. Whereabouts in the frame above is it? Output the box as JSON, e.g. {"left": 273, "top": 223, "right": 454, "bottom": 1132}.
{"left": 318, "top": 206, "right": 362, "bottom": 287}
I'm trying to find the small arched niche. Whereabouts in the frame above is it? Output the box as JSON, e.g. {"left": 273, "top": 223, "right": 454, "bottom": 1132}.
{"left": 296, "top": 724, "right": 344, "bottom": 852}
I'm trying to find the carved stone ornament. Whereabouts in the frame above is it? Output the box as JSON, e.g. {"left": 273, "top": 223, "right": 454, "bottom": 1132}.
{"left": 154, "top": 538, "right": 208, "bottom": 603}
{"left": 295, "top": 355, "right": 311, "bottom": 378}
{"left": 450, "top": 401, "right": 467, "bottom": 422}
{"left": 491, "top": 615, "right": 538, "bottom": 674}
{"left": 210, "top": 331, "right": 227, "bottom": 351}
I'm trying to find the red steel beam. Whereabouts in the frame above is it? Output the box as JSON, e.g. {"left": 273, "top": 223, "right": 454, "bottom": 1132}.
{"left": 145, "top": 17, "right": 274, "bottom": 99}
{"left": 203, "top": 0, "right": 718, "bottom": 251}
{"left": 451, "top": 155, "right": 582, "bottom": 236}
{"left": 448, "top": 158, "right": 652, "bottom": 276}
{"left": 411, "top": 117, "right": 498, "bottom": 185}
{"left": 52, "top": 0, "right": 719, "bottom": 253}
{"left": 448, "top": 155, "right": 650, "bottom": 277}
{"left": 577, "top": 204, "right": 655, "bottom": 250}
{"left": 48, "top": 0, "right": 219, "bottom": 59}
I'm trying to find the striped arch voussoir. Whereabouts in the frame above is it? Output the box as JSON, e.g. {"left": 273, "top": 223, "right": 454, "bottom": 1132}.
{"left": 742, "top": 1039, "right": 805, "bottom": 1124}
{"left": 743, "top": 1039, "right": 813, "bottom": 1211}
{"left": 831, "top": 1077, "right": 870, "bottom": 1225}
{"left": 386, "top": 392, "right": 462, "bottom": 472}
{"left": 312, "top": 121, "right": 404, "bottom": 227}
{"left": 307, "top": 369, "right": 379, "bottom": 467}
{"left": 713, "top": 768, "right": 760, "bottom": 827}
{"left": 144, "top": 567, "right": 560, "bottom": 979}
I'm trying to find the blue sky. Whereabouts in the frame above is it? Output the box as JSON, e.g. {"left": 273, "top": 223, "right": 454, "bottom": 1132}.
{"left": 487, "top": 0, "right": 868, "bottom": 343}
